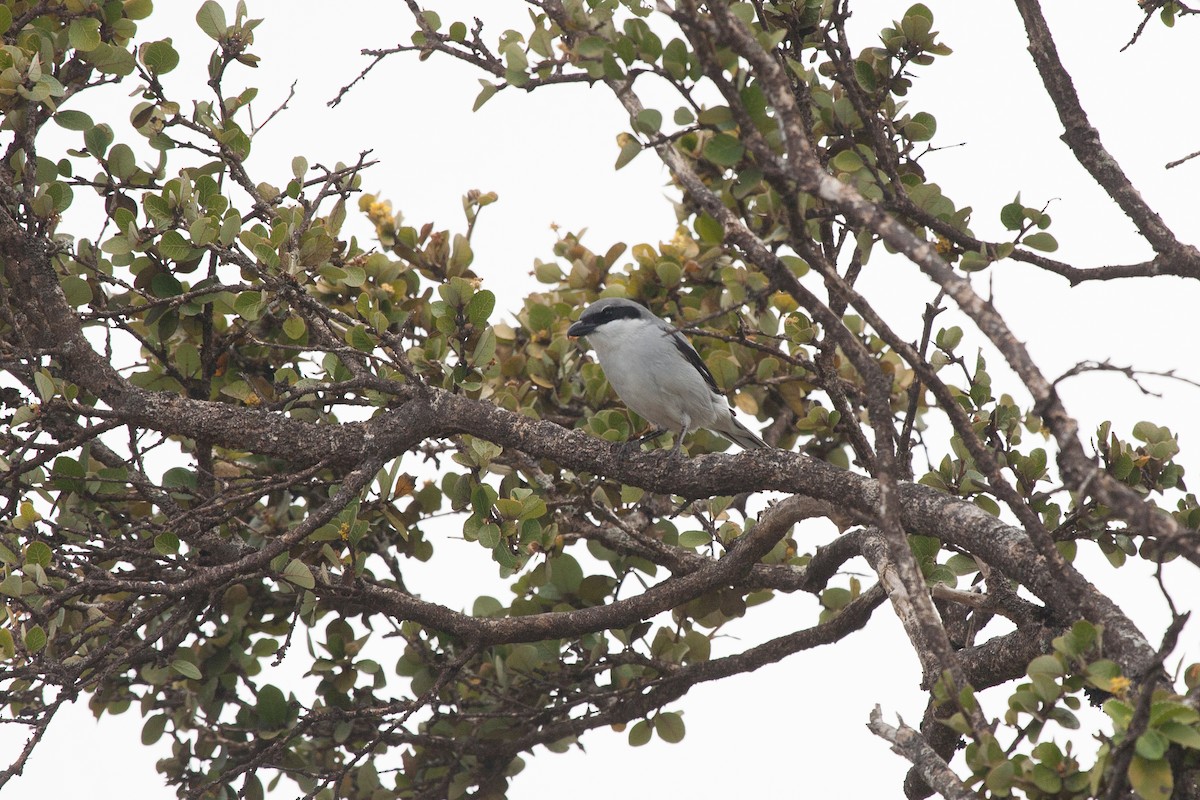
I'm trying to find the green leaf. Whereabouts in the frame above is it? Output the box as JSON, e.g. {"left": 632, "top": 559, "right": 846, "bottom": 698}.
{"left": 473, "top": 80, "right": 499, "bottom": 112}
{"left": 61, "top": 275, "right": 92, "bottom": 307}
{"left": 477, "top": 523, "right": 501, "bottom": 549}
{"left": 55, "top": 110, "right": 95, "bottom": 131}
{"left": 68, "top": 18, "right": 102, "bottom": 53}
{"left": 124, "top": 0, "right": 153, "bottom": 19}
{"left": 1148, "top": 701, "right": 1198, "bottom": 728}
{"left": 494, "top": 498, "right": 522, "bottom": 519}
{"left": 1023, "top": 232, "right": 1058, "bottom": 252}
{"left": 694, "top": 213, "right": 723, "bottom": 244}
{"left": 256, "top": 684, "right": 288, "bottom": 729}
{"left": 472, "top": 327, "right": 496, "bottom": 365}
{"left": 549, "top": 553, "right": 583, "bottom": 593}
{"left": 936, "top": 326, "right": 963, "bottom": 351}
{"left": 634, "top": 108, "right": 662, "bottom": 135}
{"left": 449, "top": 233, "right": 473, "bottom": 273}
{"left": 346, "top": 325, "right": 376, "bottom": 352}
{"left": 905, "top": 111, "right": 937, "bottom": 141}
{"left": 1132, "top": 420, "right": 1165, "bottom": 443}
{"left": 628, "top": 720, "right": 652, "bottom": 747}
{"left": 1000, "top": 197, "right": 1024, "bottom": 230}
{"left": 85, "top": 43, "right": 136, "bottom": 76}
{"left": 154, "top": 532, "right": 180, "bottom": 556}
{"left": 959, "top": 250, "right": 990, "bottom": 272}
{"left": 909, "top": 534, "right": 940, "bottom": 563}
{"left": 158, "top": 230, "right": 196, "bottom": 262}
{"left": 1136, "top": 730, "right": 1170, "bottom": 760}
{"left": 25, "top": 625, "right": 47, "bottom": 653}
{"left": 420, "top": 10, "right": 442, "bottom": 30}
{"left": 663, "top": 37, "right": 689, "bottom": 79}
{"left": 821, "top": 587, "right": 853, "bottom": 611}
{"left": 985, "top": 760, "right": 1015, "bottom": 794}
{"left": 141, "top": 40, "right": 181, "bottom": 75}
{"left": 283, "top": 558, "right": 315, "bottom": 590}
{"left": 34, "top": 370, "right": 55, "bottom": 402}
{"left": 576, "top": 36, "right": 608, "bottom": 58}
{"left": 283, "top": 315, "right": 306, "bottom": 340}
{"left": 615, "top": 132, "right": 642, "bottom": 170}
{"left": 171, "top": 659, "right": 203, "bottom": 680}
{"left": 655, "top": 712, "right": 686, "bottom": 743}
{"left": 18, "top": 502, "right": 41, "bottom": 532}
{"left": 472, "top": 596, "right": 503, "bottom": 617}
{"left": 830, "top": 149, "right": 864, "bottom": 173}
{"left": 906, "top": 3, "right": 935, "bottom": 22}
{"left": 196, "top": 1, "right": 228, "bottom": 40}
{"left": 1027, "top": 654, "right": 1064, "bottom": 678}
{"left": 1128, "top": 754, "right": 1173, "bottom": 800}
{"left": 108, "top": 143, "right": 136, "bottom": 180}
{"left": 0, "top": 541, "right": 19, "bottom": 565}
{"left": 141, "top": 714, "right": 169, "bottom": 745}
{"left": 853, "top": 60, "right": 878, "bottom": 92}
{"left": 1030, "top": 763, "right": 1063, "bottom": 794}
{"left": 85, "top": 124, "right": 115, "bottom": 157}
{"left": 702, "top": 133, "right": 744, "bottom": 167}
{"left": 234, "top": 291, "right": 263, "bottom": 321}
{"left": 467, "top": 290, "right": 495, "bottom": 327}
{"left": 503, "top": 42, "right": 528, "bottom": 83}
{"left": 189, "top": 217, "right": 216, "bottom": 247}
{"left": 1048, "top": 706, "right": 1079, "bottom": 729}
{"left": 1159, "top": 721, "right": 1200, "bottom": 749}
{"left": 24, "top": 541, "right": 52, "bottom": 567}
{"left": 0, "top": 574, "right": 21, "bottom": 598}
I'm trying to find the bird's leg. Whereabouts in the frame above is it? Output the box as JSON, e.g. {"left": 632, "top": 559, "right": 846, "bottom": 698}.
{"left": 622, "top": 427, "right": 668, "bottom": 453}
{"left": 669, "top": 498, "right": 698, "bottom": 519}
{"left": 670, "top": 421, "right": 689, "bottom": 458}
{"left": 632, "top": 427, "right": 669, "bottom": 445}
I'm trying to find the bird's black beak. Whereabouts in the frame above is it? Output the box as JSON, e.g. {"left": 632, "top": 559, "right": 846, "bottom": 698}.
{"left": 567, "top": 320, "right": 594, "bottom": 338}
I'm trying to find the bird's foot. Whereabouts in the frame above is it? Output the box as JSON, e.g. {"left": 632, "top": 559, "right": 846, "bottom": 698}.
{"left": 617, "top": 438, "right": 644, "bottom": 456}
{"left": 667, "top": 425, "right": 690, "bottom": 459}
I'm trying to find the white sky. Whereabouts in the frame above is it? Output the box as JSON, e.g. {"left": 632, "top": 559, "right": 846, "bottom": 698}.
{"left": 4, "top": 1, "right": 1199, "bottom": 798}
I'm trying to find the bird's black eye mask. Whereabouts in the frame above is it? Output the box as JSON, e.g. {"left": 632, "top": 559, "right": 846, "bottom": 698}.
{"left": 589, "top": 304, "right": 644, "bottom": 326}
{"left": 568, "top": 303, "right": 644, "bottom": 336}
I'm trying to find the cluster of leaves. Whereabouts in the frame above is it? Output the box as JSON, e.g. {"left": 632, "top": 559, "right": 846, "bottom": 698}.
{"left": 1, "top": 1, "right": 1197, "bottom": 799}
{"left": 0, "top": 3, "right": 819, "bottom": 796}
{"left": 0, "top": 1, "right": 515, "bottom": 795}
{"left": 942, "top": 622, "right": 1200, "bottom": 800}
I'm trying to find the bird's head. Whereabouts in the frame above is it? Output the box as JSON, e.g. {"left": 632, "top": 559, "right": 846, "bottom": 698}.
{"left": 567, "top": 297, "right": 652, "bottom": 339}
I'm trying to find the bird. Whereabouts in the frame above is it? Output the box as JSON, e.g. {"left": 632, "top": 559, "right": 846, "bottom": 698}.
{"left": 567, "top": 297, "right": 769, "bottom": 455}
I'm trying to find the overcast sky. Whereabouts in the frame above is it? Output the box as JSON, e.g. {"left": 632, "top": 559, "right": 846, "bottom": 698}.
{"left": 4, "top": 2, "right": 1199, "bottom": 797}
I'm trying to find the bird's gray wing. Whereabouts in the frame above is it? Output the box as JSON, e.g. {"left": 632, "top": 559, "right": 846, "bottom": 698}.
{"left": 667, "top": 330, "right": 721, "bottom": 394}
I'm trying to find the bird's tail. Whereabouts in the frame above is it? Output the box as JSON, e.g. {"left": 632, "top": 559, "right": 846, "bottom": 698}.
{"left": 720, "top": 413, "right": 770, "bottom": 450}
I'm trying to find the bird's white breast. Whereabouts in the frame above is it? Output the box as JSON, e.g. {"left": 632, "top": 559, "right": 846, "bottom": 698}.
{"left": 587, "top": 319, "right": 726, "bottom": 432}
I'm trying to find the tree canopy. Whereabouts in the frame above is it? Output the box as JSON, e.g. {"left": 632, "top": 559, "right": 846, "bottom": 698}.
{"left": 1, "top": 1, "right": 1198, "bottom": 799}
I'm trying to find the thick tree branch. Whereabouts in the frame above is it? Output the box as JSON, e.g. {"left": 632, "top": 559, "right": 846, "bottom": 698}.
{"left": 344, "top": 494, "right": 827, "bottom": 645}
{"left": 1013, "top": 0, "right": 1193, "bottom": 259}
{"left": 868, "top": 705, "right": 977, "bottom": 800}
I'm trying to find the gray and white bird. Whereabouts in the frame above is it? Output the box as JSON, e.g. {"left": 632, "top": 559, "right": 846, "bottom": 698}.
{"left": 567, "top": 297, "right": 768, "bottom": 454}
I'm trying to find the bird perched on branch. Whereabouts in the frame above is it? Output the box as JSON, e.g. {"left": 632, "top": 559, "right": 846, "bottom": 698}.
{"left": 568, "top": 297, "right": 769, "bottom": 455}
